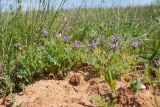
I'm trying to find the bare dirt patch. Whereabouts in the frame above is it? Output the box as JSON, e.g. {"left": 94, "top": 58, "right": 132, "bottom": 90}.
{"left": 0, "top": 71, "right": 108, "bottom": 107}
{"left": 0, "top": 71, "right": 160, "bottom": 107}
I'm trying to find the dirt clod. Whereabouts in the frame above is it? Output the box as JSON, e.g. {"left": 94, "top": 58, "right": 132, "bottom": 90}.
{"left": 69, "top": 74, "right": 80, "bottom": 86}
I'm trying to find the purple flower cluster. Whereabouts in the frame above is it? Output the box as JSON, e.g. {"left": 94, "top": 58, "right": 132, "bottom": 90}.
{"left": 131, "top": 41, "right": 140, "bottom": 48}
{"left": 42, "top": 28, "right": 49, "bottom": 37}
{"left": 111, "top": 35, "right": 120, "bottom": 42}
{"left": 63, "top": 36, "right": 70, "bottom": 43}
{"left": 109, "top": 35, "right": 120, "bottom": 49}
{"left": 88, "top": 41, "right": 96, "bottom": 49}
{"left": 154, "top": 59, "right": 160, "bottom": 66}
{"left": 110, "top": 44, "right": 120, "bottom": 49}
{"left": 73, "top": 40, "right": 82, "bottom": 49}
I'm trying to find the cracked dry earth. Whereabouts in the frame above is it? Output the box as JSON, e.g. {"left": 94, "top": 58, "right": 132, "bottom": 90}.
{"left": 0, "top": 71, "right": 160, "bottom": 107}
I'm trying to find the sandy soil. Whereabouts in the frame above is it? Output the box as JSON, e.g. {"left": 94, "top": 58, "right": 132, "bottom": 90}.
{"left": 0, "top": 71, "right": 160, "bottom": 107}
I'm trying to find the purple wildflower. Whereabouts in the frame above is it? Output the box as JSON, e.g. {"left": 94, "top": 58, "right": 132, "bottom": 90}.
{"left": 73, "top": 40, "right": 82, "bottom": 49}
{"left": 110, "top": 35, "right": 120, "bottom": 42}
{"left": 42, "top": 28, "right": 49, "bottom": 37}
{"left": 88, "top": 41, "right": 96, "bottom": 49}
{"left": 109, "top": 44, "right": 120, "bottom": 49}
{"left": 63, "top": 36, "right": 70, "bottom": 43}
{"left": 154, "top": 60, "right": 160, "bottom": 66}
{"left": 131, "top": 41, "right": 140, "bottom": 47}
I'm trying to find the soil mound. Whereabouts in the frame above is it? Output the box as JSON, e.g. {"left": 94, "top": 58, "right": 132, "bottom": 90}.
{"left": 0, "top": 71, "right": 160, "bottom": 107}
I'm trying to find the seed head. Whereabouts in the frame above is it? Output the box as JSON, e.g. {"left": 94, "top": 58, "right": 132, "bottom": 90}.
{"left": 14, "top": 42, "right": 21, "bottom": 49}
